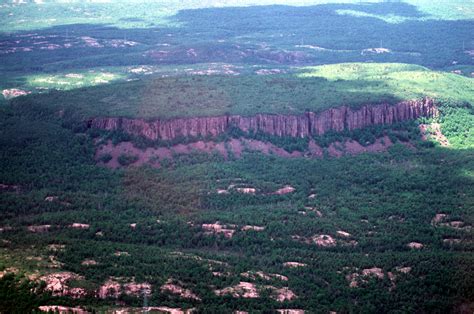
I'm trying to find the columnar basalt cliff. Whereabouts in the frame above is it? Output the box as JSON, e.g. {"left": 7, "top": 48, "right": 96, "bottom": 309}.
{"left": 89, "top": 98, "right": 437, "bottom": 141}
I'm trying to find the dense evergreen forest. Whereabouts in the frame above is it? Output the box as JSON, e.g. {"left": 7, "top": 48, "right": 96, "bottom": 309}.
{"left": 0, "top": 0, "right": 473, "bottom": 313}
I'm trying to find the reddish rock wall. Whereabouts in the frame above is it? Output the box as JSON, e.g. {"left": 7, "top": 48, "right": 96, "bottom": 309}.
{"left": 89, "top": 98, "right": 437, "bottom": 140}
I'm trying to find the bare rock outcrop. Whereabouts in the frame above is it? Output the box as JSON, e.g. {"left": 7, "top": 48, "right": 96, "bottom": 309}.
{"left": 346, "top": 267, "right": 384, "bottom": 288}
{"left": 143, "top": 307, "right": 194, "bottom": 314}
{"left": 161, "top": 278, "right": 201, "bottom": 300}
{"left": 271, "top": 287, "right": 297, "bottom": 302}
{"left": 27, "top": 225, "right": 51, "bottom": 233}
{"left": 98, "top": 278, "right": 151, "bottom": 299}
{"left": 2, "top": 88, "right": 30, "bottom": 99}
{"left": 241, "top": 225, "right": 265, "bottom": 231}
{"left": 89, "top": 98, "right": 437, "bottom": 141}
{"left": 241, "top": 271, "right": 288, "bottom": 282}
{"left": 38, "top": 306, "right": 88, "bottom": 313}
{"left": 312, "top": 234, "right": 337, "bottom": 247}
{"left": 39, "top": 272, "right": 86, "bottom": 298}
{"left": 283, "top": 262, "right": 307, "bottom": 268}
{"left": 69, "top": 223, "right": 90, "bottom": 229}
{"left": 98, "top": 279, "right": 121, "bottom": 298}
{"left": 215, "top": 281, "right": 259, "bottom": 298}
{"left": 273, "top": 185, "right": 296, "bottom": 195}
{"left": 407, "top": 242, "right": 424, "bottom": 249}
{"left": 202, "top": 222, "right": 236, "bottom": 238}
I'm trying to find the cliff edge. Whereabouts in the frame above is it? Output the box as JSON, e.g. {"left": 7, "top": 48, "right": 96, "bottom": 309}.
{"left": 89, "top": 98, "right": 437, "bottom": 141}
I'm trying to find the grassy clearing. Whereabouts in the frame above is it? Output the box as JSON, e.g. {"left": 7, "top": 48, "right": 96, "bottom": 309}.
{"left": 406, "top": 0, "right": 474, "bottom": 21}
{"left": 25, "top": 70, "right": 124, "bottom": 91}
{"left": 337, "top": 0, "right": 474, "bottom": 23}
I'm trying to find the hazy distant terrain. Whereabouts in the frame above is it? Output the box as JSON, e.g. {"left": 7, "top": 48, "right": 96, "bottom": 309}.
{"left": 0, "top": 1, "right": 473, "bottom": 313}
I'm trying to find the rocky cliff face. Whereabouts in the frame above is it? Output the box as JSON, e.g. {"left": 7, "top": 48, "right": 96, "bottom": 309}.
{"left": 89, "top": 98, "right": 437, "bottom": 140}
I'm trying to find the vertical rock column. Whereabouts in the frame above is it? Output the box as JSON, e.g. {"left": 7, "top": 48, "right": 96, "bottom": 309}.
{"left": 89, "top": 98, "right": 437, "bottom": 141}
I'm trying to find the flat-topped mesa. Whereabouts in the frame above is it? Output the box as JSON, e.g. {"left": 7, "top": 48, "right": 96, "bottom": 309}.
{"left": 89, "top": 98, "right": 437, "bottom": 141}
